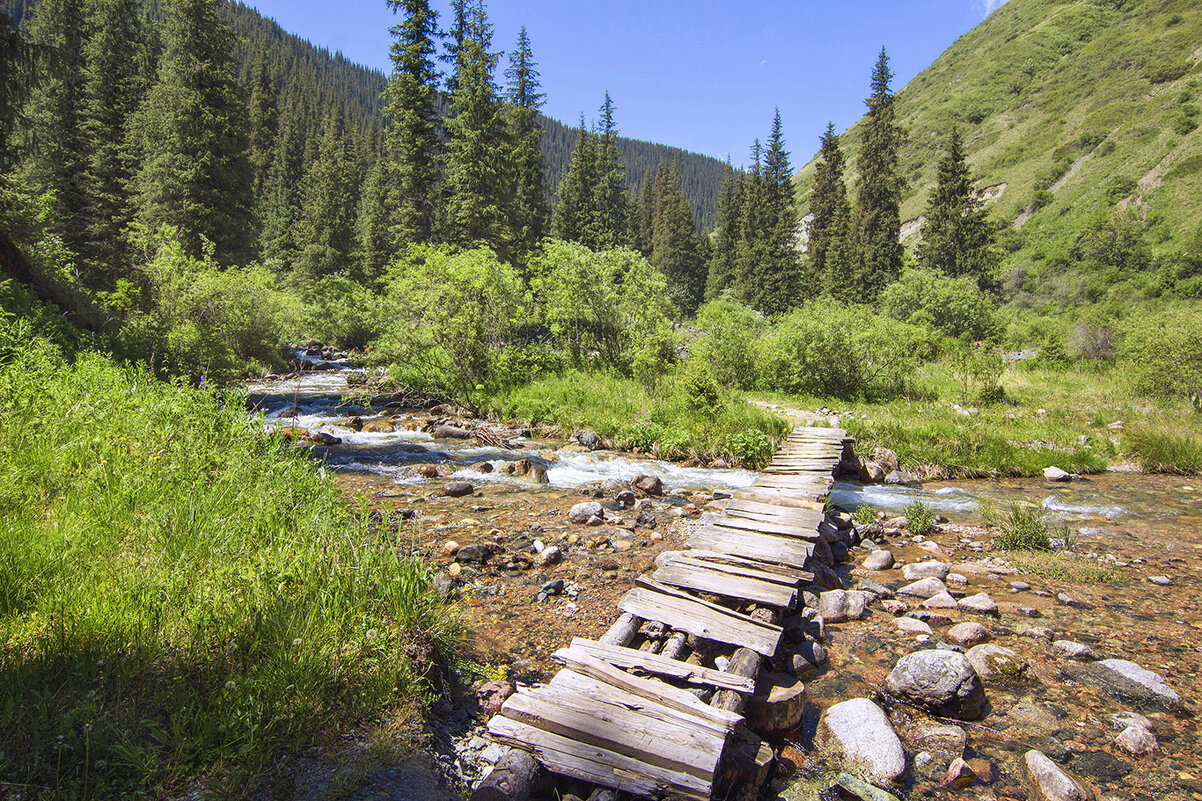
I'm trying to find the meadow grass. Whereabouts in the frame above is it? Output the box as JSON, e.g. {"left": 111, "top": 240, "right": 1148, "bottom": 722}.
{"left": 0, "top": 329, "right": 459, "bottom": 798}
{"left": 1125, "top": 427, "right": 1202, "bottom": 474}
{"left": 488, "top": 369, "right": 790, "bottom": 468}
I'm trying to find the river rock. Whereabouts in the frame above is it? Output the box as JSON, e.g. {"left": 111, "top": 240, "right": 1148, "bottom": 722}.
{"left": 884, "top": 650, "right": 987, "bottom": 720}
{"left": 818, "top": 590, "right": 871, "bottom": 623}
{"left": 811, "top": 562, "right": 845, "bottom": 591}
{"left": 898, "top": 577, "right": 949, "bottom": 599}
{"left": 575, "top": 429, "right": 603, "bottom": 450}
{"left": 859, "top": 461, "right": 886, "bottom": 483}
{"left": 811, "top": 536, "right": 835, "bottom": 566}
{"left": 923, "top": 592, "right": 959, "bottom": 610}
{"left": 872, "top": 447, "right": 900, "bottom": 474}
{"left": 945, "top": 622, "right": 990, "bottom": 647}
{"left": 944, "top": 757, "right": 977, "bottom": 789}
{"left": 894, "top": 617, "right": 932, "bottom": 636}
{"left": 1053, "top": 640, "right": 1096, "bottom": 661}
{"left": 1043, "top": 466, "right": 1072, "bottom": 482}
{"left": 538, "top": 546, "right": 563, "bottom": 567}
{"left": 444, "top": 481, "right": 475, "bottom": 498}
{"left": 569, "top": 501, "right": 604, "bottom": 524}
{"left": 1024, "top": 749, "right": 1094, "bottom": 801}
{"left": 831, "top": 772, "right": 902, "bottom": 801}
{"left": 815, "top": 698, "right": 906, "bottom": 784}
{"left": 914, "top": 723, "right": 967, "bottom": 757}
{"left": 1148, "top": 575, "right": 1172, "bottom": 586}
{"left": 631, "top": 474, "right": 663, "bottom": 496}
{"left": 475, "top": 680, "right": 515, "bottom": 716}
{"left": 615, "top": 490, "right": 636, "bottom": 508}
{"left": 884, "top": 470, "right": 921, "bottom": 486}
{"left": 966, "top": 644, "right": 1028, "bottom": 682}
{"left": 959, "top": 593, "right": 999, "bottom": 615}
{"left": 309, "top": 431, "right": 341, "bottom": 446}
{"left": 862, "top": 549, "right": 894, "bottom": 571}
{"left": 855, "top": 579, "right": 893, "bottom": 598}
{"left": 433, "top": 424, "right": 471, "bottom": 439}
{"left": 881, "top": 599, "right": 909, "bottom": 615}
{"left": 362, "top": 418, "right": 396, "bottom": 433}
{"left": 1115, "top": 724, "right": 1157, "bottom": 755}
{"left": 1062, "top": 659, "right": 1184, "bottom": 712}
{"left": 455, "top": 544, "right": 494, "bottom": 565}
{"left": 903, "top": 561, "right": 950, "bottom": 581}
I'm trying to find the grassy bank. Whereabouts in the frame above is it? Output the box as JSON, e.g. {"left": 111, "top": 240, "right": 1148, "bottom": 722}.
{"left": 0, "top": 324, "right": 458, "bottom": 798}
{"left": 489, "top": 370, "right": 790, "bottom": 468}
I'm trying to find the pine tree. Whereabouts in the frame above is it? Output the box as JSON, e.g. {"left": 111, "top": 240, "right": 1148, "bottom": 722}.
{"left": 23, "top": 0, "right": 89, "bottom": 258}
{"left": 807, "top": 122, "right": 848, "bottom": 294}
{"left": 78, "top": 0, "right": 141, "bottom": 283}
{"left": 734, "top": 138, "right": 767, "bottom": 305}
{"left": 853, "top": 47, "right": 905, "bottom": 301}
{"left": 245, "top": 51, "right": 277, "bottom": 208}
{"left": 705, "top": 161, "right": 739, "bottom": 300}
{"left": 823, "top": 202, "right": 858, "bottom": 304}
{"left": 917, "top": 124, "right": 997, "bottom": 286}
{"left": 1, "top": 10, "right": 37, "bottom": 169}
{"left": 258, "top": 103, "right": 304, "bottom": 265}
{"left": 443, "top": 0, "right": 506, "bottom": 253}
{"left": 625, "top": 175, "right": 651, "bottom": 257}
{"left": 502, "top": 24, "right": 547, "bottom": 261}
{"left": 441, "top": 0, "right": 468, "bottom": 94}
{"left": 129, "top": 0, "right": 251, "bottom": 261}
{"left": 383, "top": 0, "right": 441, "bottom": 245}
{"left": 592, "top": 91, "right": 626, "bottom": 248}
{"left": 650, "top": 157, "right": 704, "bottom": 314}
{"left": 296, "top": 106, "right": 358, "bottom": 278}
{"left": 354, "top": 151, "right": 391, "bottom": 283}
{"left": 753, "top": 108, "right": 802, "bottom": 315}
{"left": 551, "top": 119, "right": 597, "bottom": 246}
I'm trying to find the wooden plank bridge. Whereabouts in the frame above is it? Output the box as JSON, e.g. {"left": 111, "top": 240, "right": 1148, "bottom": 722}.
{"left": 478, "top": 425, "right": 850, "bottom": 801}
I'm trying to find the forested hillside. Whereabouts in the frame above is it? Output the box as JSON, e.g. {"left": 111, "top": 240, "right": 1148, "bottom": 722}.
{"left": 795, "top": 0, "right": 1202, "bottom": 307}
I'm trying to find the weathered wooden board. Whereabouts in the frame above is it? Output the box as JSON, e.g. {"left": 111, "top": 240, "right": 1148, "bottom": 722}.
{"left": 618, "top": 586, "right": 781, "bottom": 656}
{"left": 682, "top": 549, "right": 812, "bottom": 582}
{"left": 689, "top": 526, "right": 815, "bottom": 568}
{"left": 723, "top": 498, "right": 823, "bottom": 523}
{"left": 550, "top": 651, "right": 743, "bottom": 731}
{"left": 653, "top": 559, "right": 797, "bottom": 608}
{"left": 566, "top": 637, "right": 756, "bottom": 693}
{"left": 708, "top": 513, "right": 819, "bottom": 539}
{"left": 488, "top": 716, "right": 712, "bottom": 800}
{"left": 668, "top": 555, "right": 803, "bottom": 586}
{"left": 732, "top": 488, "right": 826, "bottom": 509}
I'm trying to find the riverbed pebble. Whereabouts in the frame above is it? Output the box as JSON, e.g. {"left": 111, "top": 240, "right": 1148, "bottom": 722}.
{"left": 903, "top": 561, "right": 951, "bottom": 581}
{"left": 894, "top": 617, "right": 933, "bottom": 636}
{"left": 1023, "top": 749, "right": 1094, "bottom": 801}
{"left": 863, "top": 549, "right": 895, "bottom": 571}
{"left": 1148, "top": 575, "right": 1172, "bottom": 585}
{"left": 815, "top": 698, "right": 906, "bottom": 784}
{"left": 959, "top": 592, "right": 999, "bottom": 615}
{"left": 966, "top": 643, "right": 1028, "bottom": 682}
{"left": 1115, "top": 723, "right": 1157, "bottom": 755}
{"left": 1053, "top": 640, "right": 1096, "bottom": 660}
{"left": 899, "top": 577, "right": 950, "bottom": 599}
{"left": 923, "top": 592, "right": 960, "bottom": 610}
{"left": 945, "top": 622, "right": 990, "bottom": 647}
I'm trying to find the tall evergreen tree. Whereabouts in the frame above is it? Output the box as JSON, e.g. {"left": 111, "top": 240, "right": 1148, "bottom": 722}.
{"left": 258, "top": 102, "right": 305, "bottom": 265}
{"left": 245, "top": 51, "right": 277, "bottom": 208}
{"left": 592, "top": 91, "right": 626, "bottom": 248}
{"left": 625, "top": 174, "right": 651, "bottom": 257}
{"left": 853, "top": 47, "right": 904, "bottom": 301}
{"left": 550, "top": 119, "right": 597, "bottom": 246}
{"left": 502, "top": 24, "right": 547, "bottom": 261}
{"left": 916, "top": 124, "right": 997, "bottom": 286}
{"left": 734, "top": 138, "right": 767, "bottom": 305}
{"left": 823, "top": 202, "right": 858, "bottom": 304}
{"left": 383, "top": 0, "right": 441, "bottom": 245}
{"left": 442, "top": 0, "right": 506, "bottom": 254}
{"left": 441, "top": 0, "right": 469, "bottom": 93}
{"left": 78, "top": 0, "right": 142, "bottom": 281}
{"left": 1, "top": 10, "right": 37, "bottom": 169}
{"left": 129, "top": 0, "right": 251, "bottom": 261}
{"left": 296, "top": 106, "right": 358, "bottom": 277}
{"left": 807, "top": 122, "right": 848, "bottom": 294}
{"left": 753, "top": 108, "right": 802, "bottom": 315}
{"left": 705, "top": 161, "right": 739, "bottom": 300}
{"left": 23, "top": 0, "right": 89, "bottom": 258}
{"left": 650, "top": 157, "right": 704, "bottom": 313}
{"left": 354, "top": 149, "right": 391, "bottom": 283}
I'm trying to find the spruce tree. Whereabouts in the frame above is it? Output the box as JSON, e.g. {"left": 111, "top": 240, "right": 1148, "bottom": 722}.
{"left": 754, "top": 108, "right": 801, "bottom": 315}
{"left": 296, "top": 107, "right": 358, "bottom": 278}
{"left": 79, "top": 0, "right": 141, "bottom": 282}
{"left": 443, "top": 0, "right": 506, "bottom": 254}
{"left": 734, "top": 139, "right": 767, "bottom": 305}
{"left": 246, "top": 51, "right": 277, "bottom": 209}
{"left": 650, "top": 157, "right": 704, "bottom": 314}
{"left": 807, "top": 122, "right": 848, "bottom": 294}
{"left": 853, "top": 47, "right": 904, "bottom": 301}
{"left": 917, "top": 124, "right": 997, "bottom": 286}
{"left": 823, "top": 202, "right": 858, "bottom": 304}
{"left": 550, "top": 119, "right": 597, "bottom": 246}
{"left": 625, "top": 180, "right": 649, "bottom": 257}
{"left": 258, "top": 104, "right": 304, "bottom": 265}
{"left": 704, "top": 161, "right": 739, "bottom": 300}
{"left": 383, "top": 0, "right": 441, "bottom": 245}
{"left": 354, "top": 152, "right": 391, "bottom": 283}
{"left": 502, "top": 24, "right": 547, "bottom": 261}
{"left": 592, "top": 91, "right": 627, "bottom": 248}
{"left": 1, "top": 10, "right": 36, "bottom": 169}
{"left": 23, "top": 0, "right": 89, "bottom": 259}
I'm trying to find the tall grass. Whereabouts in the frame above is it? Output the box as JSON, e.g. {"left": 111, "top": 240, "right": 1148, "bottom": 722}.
{"left": 0, "top": 326, "right": 459, "bottom": 797}
{"left": 1126, "top": 427, "right": 1202, "bottom": 474}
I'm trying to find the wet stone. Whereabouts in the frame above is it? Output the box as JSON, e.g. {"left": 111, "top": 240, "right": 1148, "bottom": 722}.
{"left": 923, "top": 592, "right": 959, "bottom": 610}
{"left": 898, "top": 577, "right": 949, "bottom": 599}
{"left": 568, "top": 501, "right": 604, "bottom": 524}
{"left": 914, "top": 723, "right": 968, "bottom": 757}
{"left": 902, "top": 561, "right": 951, "bottom": 581}
{"left": 894, "top": 617, "right": 933, "bottom": 636}
{"left": 855, "top": 578, "right": 894, "bottom": 598}
{"left": 945, "top": 622, "right": 990, "bottom": 647}
{"left": 966, "top": 643, "right": 1029, "bottom": 682}
{"left": 1023, "top": 749, "right": 1094, "bottom": 801}
{"left": 884, "top": 649, "right": 988, "bottom": 720}
{"left": 1052, "top": 640, "right": 1096, "bottom": 661}
{"left": 1115, "top": 724, "right": 1157, "bottom": 755}
{"left": 959, "top": 592, "right": 999, "bottom": 615}
{"left": 816, "top": 698, "right": 907, "bottom": 784}
{"left": 862, "top": 549, "right": 895, "bottom": 571}
{"left": 881, "top": 599, "right": 909, "bottom": 616}
{"left": 1062, "top": 658, "right": 1184, "bottom": 713}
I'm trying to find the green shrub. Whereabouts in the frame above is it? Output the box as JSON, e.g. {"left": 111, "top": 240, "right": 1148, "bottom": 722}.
{"left": 853, "top": 504, "right": 878, "bottom": 525}
{"left": 1119, "top": 307, "right": 1202, "bottom": 399}
{"left": 904, "top": 500, "right": 937, "bottom": 535}
{"left": 301, "top": 273, "right": 386, "bottom": 349}
{"left": 881, "top": 267, "right": 999, "bottom": 340}
{"left": 993, "top": 504, "right": 1052, "bottom": 550}
{"left": 1147, "top": 60, "right": 1190, "bottom": 85}
{"left": 950, "top": 342, "right": 1006, "bottom": 404}
{"left": 691, "top": 300, "right": 766, "bottom": 389}
{"left": 726, "top": 428, "right": 773, "bottom": 468}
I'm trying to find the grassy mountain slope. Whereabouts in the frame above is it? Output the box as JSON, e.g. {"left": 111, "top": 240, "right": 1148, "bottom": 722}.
{"left": 796, "top": 0, "right": 1202, "bottom": 303}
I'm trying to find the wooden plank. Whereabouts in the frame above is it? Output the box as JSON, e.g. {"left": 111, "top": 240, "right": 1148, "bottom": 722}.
{"left": 724, "top": 498, "right": 823, "bottom": 522}
{"left": 682, "top": 549, "right": 811, "bottom": 581}
{"left": 567, "top": 637, "right": 756, "bottom": 693}
{"left": 669, "top": 554, "right": 803, "bottom": 586}
{"left": 618, "top": 586, "right": 781, "bottom": 656}
{"left": 487, "top": 715, "right": 711, "bottom": 800}
{"left": 707, "top": 514, "right": 818, "bottom": 539}
{"left": 689, "top": 526, "right": 815, "bottom": 568}
{"left": 501, "top": 683, "right": 723, "bottom": 780}
{"left": 551, "top": 651, "right": 743, "bottom": 731}
{"left": 653, "top": 559, "right": 797, "bottom": 608}
{"left": 733, "top": 489, "right": 826, "bottom": 510}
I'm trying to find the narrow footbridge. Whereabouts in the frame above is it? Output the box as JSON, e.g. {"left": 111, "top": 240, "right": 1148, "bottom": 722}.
{"left": 476, "top": 426, "right": 851, "bottom": 801}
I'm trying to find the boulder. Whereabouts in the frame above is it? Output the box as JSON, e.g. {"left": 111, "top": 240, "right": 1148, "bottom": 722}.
{"left": 922, "top": 593, "right": 960, "bottom": 610}
{"left": 1052, "top": 640, "right": 1096, "bottom": 661}
{"left": 862, "top": 549, "right": 895, "bottom": 571}
{"left": 872, "top": 447, "right": 900, "bottom": 474}
{"left": 810, "top": 562, "right": 845, "bottom": 591}
{"left": 1043, "top": 466, "right": 1072, "bottom": 482}
{"left": 415, "top": 464, "right": 440, "bottom": 479}
{"left": 959, "top": 592, "right": 999, "bottom": 615}
{"left": 966, "top": 644, "right": 1029, "bottom": 682}
{"left": 444, "top": 481, "right": 475, "bottom": 498}
{"left": 902, "top": 561, "right": 950, "bottom": 581}
{"left": 817, "top": 590, "right": 871, "bottom": 623}
{"left": 575, "top": 429, "right": 604, "bottom": 450}
{"left": 831, "top": 773, "right": 902, "bottom": 801}
{"left": 881, "top": 599, "right": 909, "bottom": 615}
{"left": 1115, "top": 724, "right": 1157, "bottom": 756}
{"left": 884, "top": 470, "right": 921, "bottom": 487}
{"left": 855, "top": 579, "right": 893, "bottom": 598}
{"left": 538, "top": 546, "right": 563, "bottom": 567}
{"left": 815, "top": 698, "right": 906, "bottom": 784}
{"left": 898, "top": 577, "right": 950, "bottom": 599}
{"left": 433, "top": 424, "right": 471, "bottom": 439}
{"left": 568, "top": 501, "right": 604, "bottom": 524}
{"left": 475, "top": 680, "right": 515, "bottom": 716}
{"left": 631, "top": 474, "right": 664, "bottom": 496}
{"left": 914, "top": 723, "right": 967, "bottom": 757}
{"left": 884, "top": 650, "right": 987, "bottom": 720}
{"left": 1023, "top": 749, "right": 1094, "bottom": 801}
{"left": 1061, "top": 659, "right": 1184, "bottom": 712}
{"left": 893, "top": 617, "right": 933, "bottom": 636}
{"left": 811, "top": 536, "right": 835, "bottom": 566}
{"left": 455, "top": 544, "right": 494, "bottom": 565}
{"left": 945, "top": 622, "right": 990, "bottom": 648}
{"left": 309, "top": 431, "right": 341, "bottom": 446}
{"left": 859, "top": 461, "right": 886, "bottom": 483}
{"left": 362, "top": 418, "right": 396, "bottom": 433}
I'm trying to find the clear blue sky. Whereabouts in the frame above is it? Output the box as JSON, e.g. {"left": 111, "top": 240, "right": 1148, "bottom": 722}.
{"left": 247, "top": 0, "right": 1009, "bottom": 166}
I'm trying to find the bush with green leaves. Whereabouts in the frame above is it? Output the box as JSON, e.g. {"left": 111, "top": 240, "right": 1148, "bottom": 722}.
{"left": 379, "top": 245, "right": 529, "bottom": 408}
{"left": 756, "top": 298, "right": 934, "bottom": 400}
{"left": 1118, "top": 306, "right": 1202, "bottom": 400}
{"left": 881, "top": 266, "right": 998, "bottom": 340}
{"left": 993, "top": 504, "right": 1052, "bottom": 550}
{"left": 301, "top": 273, "right": 387, "bottom": 350}
{"left": 117, "top": 225, "right": 293, "bottom": 381}
{"left": 690, "top": 300, "right": 766, "bottom": 389}
{"left": 904, "top": 500, "right": 937, "bottom": 535}
{"left": 950, "top": 341, "right": 1006, "bottom": 404}
{"left": 853, "top": 504, "right": 878, "bottom": 525}
{"left": 528, "top": 240, "right": 678, "bottom": 375}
